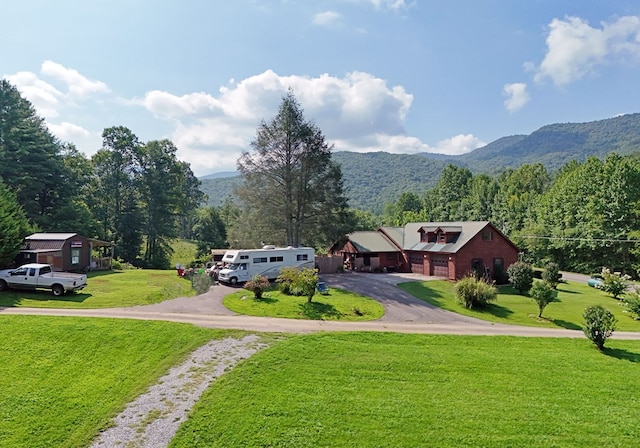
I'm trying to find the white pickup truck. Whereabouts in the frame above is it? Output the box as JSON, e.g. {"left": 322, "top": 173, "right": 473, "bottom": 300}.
{"left": 0, "top": 263, "right": 87, "bottom": 296}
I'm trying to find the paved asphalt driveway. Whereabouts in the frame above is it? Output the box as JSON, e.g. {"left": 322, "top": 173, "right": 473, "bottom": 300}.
{"left": 2, "top": 272, "right": 640, "bottom": 339}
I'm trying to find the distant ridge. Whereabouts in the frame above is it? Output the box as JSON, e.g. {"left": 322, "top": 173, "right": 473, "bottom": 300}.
{"left": 200, "top": 113, "right": 640, "bottom": 213}
{"left": 199, "top": 171, "right": 238, "bottom": 180}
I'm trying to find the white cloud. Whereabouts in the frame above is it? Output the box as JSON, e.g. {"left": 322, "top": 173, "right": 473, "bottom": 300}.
{"left": 41, "top": 60, "right": 110, "bottom": 100}
{"left": 534, "top": 15, "right": 640, "bottom": 86}
{"left": 313, "top": 11, "right": 341, "bottom": 26}
{"left": 364, "top": 0, "right": 410, "bottom": 11}
{"left": 48, "top": 122, "right": 92, "bottom": 140}
{"left": 503, "top": 82, "right": 530, "bottom": 112}
{"left": 4, "top": 70, "right": 63, "bottom": 118}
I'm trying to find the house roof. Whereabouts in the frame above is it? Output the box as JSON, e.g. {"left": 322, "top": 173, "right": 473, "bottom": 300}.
{"left": 403, "top": 221, "right": 493, "bottom": 253}
{"left": 344, "top": 231, "right": 400, "bottom": 253}
{"left": 26, "top": 233, "right": 78, "bottom": 241}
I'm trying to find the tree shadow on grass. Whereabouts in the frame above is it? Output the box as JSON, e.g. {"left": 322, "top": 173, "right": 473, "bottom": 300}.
{"left": 551, "top": 319, "right": 581, "bottom": 330}
{"left": 473, "top": 302, "right": 514, "bottom": 319}
{"left": 298, "top": 301, "right": 342, "bottom": 320}
{"left": 253, "top": 295, "right": 278, "bottom": 304}
{"left": 603, "top": 347, "right": 640, "bottom": 363}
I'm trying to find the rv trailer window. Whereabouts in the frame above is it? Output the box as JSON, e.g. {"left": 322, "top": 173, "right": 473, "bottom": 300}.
{"left": 253, "top": 257, "right": 268, "bottom": 263}
{"left": 297, "top": 254, "right": 308, "bottom": 261}
{"left": 270, "top": 256, "right": 284, "bottom": 262}
{"left": 240, "top": 255, "right": 249, "bottom": 260}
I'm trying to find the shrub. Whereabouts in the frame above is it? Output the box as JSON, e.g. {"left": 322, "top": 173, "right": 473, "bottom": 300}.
{"left": 507, "top": 261, "right": 534, "bottom": 294}
{"left": 583, "top": 305, "right": 617, "bottom": 350}
{"left": 191, "top": 271, "right": 213, "bottom": 295}
{"left": 454, "top": 276, "right": 497, "bottom": 309}
{"left": 600, "top": 267, "right": 630, "bottom": 300}
{"left": 244, "top": 275, "right": 270, "bottom": 300}
{"left": 276, "top": 267, "right": 319, "bottom": 302}
{"left": 622, "top": 289, "right": 640, "bottom": 320}
{"left": 530, "top": 280, "right": 557, "bottom": 318}
{"left": 276, "top": 267, "right": 299, "bottom": 295}
{"left": 541, "top": 262, "right": 561, "bottom": 289}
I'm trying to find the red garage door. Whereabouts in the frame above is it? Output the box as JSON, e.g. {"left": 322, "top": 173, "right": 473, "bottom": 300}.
{"left": 431, "top": 257, "right": 449, "bottom": 277}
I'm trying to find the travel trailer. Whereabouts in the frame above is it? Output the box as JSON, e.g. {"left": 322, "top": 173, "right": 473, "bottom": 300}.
{"left": 218, "top": 246, "right": 315, "bottom": 285}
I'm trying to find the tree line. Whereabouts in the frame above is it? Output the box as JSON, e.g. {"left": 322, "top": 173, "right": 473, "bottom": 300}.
{"left": 381, "top": 155, "right": 640, "bottom": 276}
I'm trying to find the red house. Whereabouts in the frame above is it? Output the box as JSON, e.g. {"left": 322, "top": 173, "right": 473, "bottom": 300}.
{"left": 331, "top": 221, "right": 519, "bottom": 281}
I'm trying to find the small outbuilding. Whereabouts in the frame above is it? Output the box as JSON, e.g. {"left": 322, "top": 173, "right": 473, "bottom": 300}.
{"left": 16, "top": 233, "right": 113, "bottom": 272}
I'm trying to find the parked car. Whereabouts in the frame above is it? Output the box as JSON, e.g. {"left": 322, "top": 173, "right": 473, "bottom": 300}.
{"left": 0, "top": 263, "right": 87, "bottom": 296}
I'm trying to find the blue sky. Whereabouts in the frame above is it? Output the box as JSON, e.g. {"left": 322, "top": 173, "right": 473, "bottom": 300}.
{"left": 3, "top": 0, "right": 640, "bottom": 176}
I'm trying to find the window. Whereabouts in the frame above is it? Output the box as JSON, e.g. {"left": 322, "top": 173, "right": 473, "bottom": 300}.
{"left": 29, "top": 268, "right": 36, "bottom": 277}
{"left": 438, "top": 232, "right": 446, "bottom": 243}
{"left": 253, "top": 257, "right": 268, "bottom": 263}
{"left": 240, "top": 255, "right": 249, "bottom": 260}
{"left": 297, "top": 254, "right": 308, "bottom": 261}
{"left": 482, "top": 231, "right": 493, "bottom": 241}
{"left": 40, "top": 265, "right": 51, "bottom": 275}
{"left": 270, "top": 256, "right": 284, "bottom": 262}
{"left": 224, "top": 254, "right": 234, "bottom": 259}
{"left": 71, "top": 248, "right": 80, "bottom": 265}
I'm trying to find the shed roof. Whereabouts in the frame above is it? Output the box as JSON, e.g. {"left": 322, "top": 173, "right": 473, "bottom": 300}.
{"left": 26, "top": 233, "right": 78, "bottom": 241}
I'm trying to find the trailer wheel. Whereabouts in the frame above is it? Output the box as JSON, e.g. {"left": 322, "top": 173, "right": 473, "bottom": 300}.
{"left": 52, "top": 284, "right": 65, "bottom": 296}
{"left": 229, "top": 277, "right": 238, "bottom": 285}
{"left": 0, "top": 280, "right": 7, "bottom": 291}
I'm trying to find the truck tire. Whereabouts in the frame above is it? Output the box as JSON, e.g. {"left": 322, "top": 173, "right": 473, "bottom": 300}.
{"left": 229, "top": 277, "right": 238, "bottom": 285}
{"left": 52, "top": 284, "right": 65, "bottom": 296}
{"left": 0, "top": 279, "right": 7, "bottom": 291}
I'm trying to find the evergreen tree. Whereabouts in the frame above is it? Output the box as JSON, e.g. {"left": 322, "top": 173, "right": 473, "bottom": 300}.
{"left": 0, "top": 181, "right": 32, "bottom": 267}
{"left": 236, "top": 90, "right": 350, "bottom": 247}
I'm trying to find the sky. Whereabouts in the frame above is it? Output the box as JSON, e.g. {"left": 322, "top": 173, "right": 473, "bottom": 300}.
{"left": 3, "top": 0, "right": 640, "bottom": 177}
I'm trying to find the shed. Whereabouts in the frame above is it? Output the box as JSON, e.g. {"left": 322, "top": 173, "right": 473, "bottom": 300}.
{"left": 16, "top": 233, "right": 113, "bottom": 272}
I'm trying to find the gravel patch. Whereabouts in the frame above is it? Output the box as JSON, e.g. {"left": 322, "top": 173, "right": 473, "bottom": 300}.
{"left": 90, "top": 334, "right": 267, "bottom": 448}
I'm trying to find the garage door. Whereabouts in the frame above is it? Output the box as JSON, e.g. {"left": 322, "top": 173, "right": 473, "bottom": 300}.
{"left": 409, "top": 254, "right": 424, "bottom": 275}
{"left": 431, "top": 257, "right": 449, "bottom": 277}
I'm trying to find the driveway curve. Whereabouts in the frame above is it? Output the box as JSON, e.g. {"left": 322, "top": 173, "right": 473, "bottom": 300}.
{"left": 2, "top": 272, "right": 640, "bottom": 339}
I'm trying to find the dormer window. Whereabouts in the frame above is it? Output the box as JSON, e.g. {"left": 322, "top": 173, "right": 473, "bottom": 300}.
{"left": 438, "top": 232, "right": 446, "bottom": 243}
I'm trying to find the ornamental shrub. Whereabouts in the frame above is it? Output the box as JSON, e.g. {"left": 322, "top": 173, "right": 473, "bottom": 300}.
{"left": 507, "top": 261, "right": 534, "bottom": 294}
{"left": 583, "top": 305, "right": 617, "bottom": 350}
{"left": 454, "top": 275, "right": 497, "bottom": 309}
{"left": 530, "top": 280, "right": 557, "bottom": 318}
{"left": 623, "top": 289, "right": 640, "bottom": 320}
{"left": 600, "top": 267, "right": 630, "bottom": 300}
{"left": 541, "top": 261, "right": 561, "bottom": 289}
{"left": 245, "top": 275, "right": 270, "bottom": 300}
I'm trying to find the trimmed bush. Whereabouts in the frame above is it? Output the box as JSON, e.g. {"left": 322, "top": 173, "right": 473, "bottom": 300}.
{"left": 244, "top": 275, "right": 270, "bottom": 300}
{"left": 507, "top": 261, "right": 534, "bottom": 294}
{"left": 454, "top": 276, "right": 497, "bottom": 309}
{"left": 541, "top": 262, "right": 561, "bottom": 289}
{"left": 582, "top": 305, "right": 617, "bottom": 350}
{"left": 600, "top": 267, "right": 630, "bottom": 300}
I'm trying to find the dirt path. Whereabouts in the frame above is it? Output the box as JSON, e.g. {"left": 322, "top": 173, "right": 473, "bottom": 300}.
{"left": 2, "top": 272, "right": 640, "bottom": 339}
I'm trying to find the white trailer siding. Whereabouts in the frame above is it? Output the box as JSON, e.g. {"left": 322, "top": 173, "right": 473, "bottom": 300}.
{"left": 218, "top": 247, "right": 315, "bottom": 284}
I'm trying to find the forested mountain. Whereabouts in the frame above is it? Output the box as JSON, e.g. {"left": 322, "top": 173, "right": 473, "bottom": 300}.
{"left": 201, "top": 113, "right": 640, "bottom": 214}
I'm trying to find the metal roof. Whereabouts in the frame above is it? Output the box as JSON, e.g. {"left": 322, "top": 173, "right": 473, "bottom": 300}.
{"left": 345, "top": 231, "right": 399, "bottom": 253}
{"left": 26, "top": 233, "right": 78, "bottom": 241}
{"left": 403, "top": 221, "right": 492, "bottom": 253}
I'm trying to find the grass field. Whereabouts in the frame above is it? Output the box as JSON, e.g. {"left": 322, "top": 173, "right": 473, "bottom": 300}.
{"left": 0, "top": 269, "right": 195, "bottom": 308}
{"left": 223, "top": 286, "right": 385, "bottom": 321}
{"left": 170, "top": 332, "right": 640, "bottom": 447}
{"left": 0, "top": 316, "right": 241, "bottom": 448}
{"left": 398, "top": 280, "right": 640, "bottom": 332}
{"left": 3, "top": 316, "right": 640, "bottom": 447}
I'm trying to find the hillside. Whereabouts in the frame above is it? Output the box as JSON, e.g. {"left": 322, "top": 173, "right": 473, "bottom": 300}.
{"left": 200, "top": 113, "right": 640, "bottom": 213}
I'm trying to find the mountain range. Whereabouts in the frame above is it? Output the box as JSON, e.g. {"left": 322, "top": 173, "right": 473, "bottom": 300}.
{"left": 199, "top": 113, "right": 640, "bottom": 214}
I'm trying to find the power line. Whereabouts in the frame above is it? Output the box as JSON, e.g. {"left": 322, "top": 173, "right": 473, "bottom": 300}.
{"left": 517, "top": 235, "right": 640, "bottom": 244}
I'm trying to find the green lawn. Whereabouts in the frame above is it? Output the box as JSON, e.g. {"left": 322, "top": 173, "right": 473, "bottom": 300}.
{"left": 4, "top": 317, "right": 640, "bottom": 447}
{"left": 0, "top": 316, "right": 241, "bottom": 448}
{"left": 223, "top": 286, "right": 385, "bottom": 321}
{"left": 170, "top": 332, "right": 640, "bottom": 447}
{"left": 0, "top": 269, "right": 195, "bottom": 308}
{"left": 398, "top": 280, "right": 640, "bottom": 331}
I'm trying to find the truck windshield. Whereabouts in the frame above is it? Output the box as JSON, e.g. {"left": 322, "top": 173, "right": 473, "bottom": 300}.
{"left": 226, "top": 263, "right": 240, "bottom": 270}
